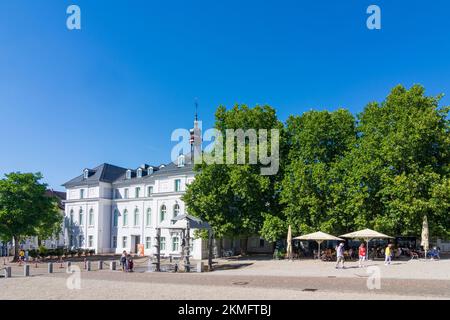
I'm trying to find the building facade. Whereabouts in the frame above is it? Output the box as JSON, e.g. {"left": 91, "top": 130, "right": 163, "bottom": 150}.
{"left": 61, "top": 119, "right": 273, "bottom": 259}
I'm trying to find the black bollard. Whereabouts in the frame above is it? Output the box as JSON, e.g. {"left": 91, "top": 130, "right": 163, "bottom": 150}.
{"left": 24, "top": 264, "right": 30, "bottom": 277}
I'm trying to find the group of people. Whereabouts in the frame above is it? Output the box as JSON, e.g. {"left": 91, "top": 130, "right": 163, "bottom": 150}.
{"left": 120, "top": 251, "right": 134, "bottom": 272}
{"left": 335, "top": 243, "right": 396, "bottom": 269}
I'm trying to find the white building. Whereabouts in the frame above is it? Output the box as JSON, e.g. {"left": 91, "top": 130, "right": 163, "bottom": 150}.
{"left": 61, "top": 118, "right": 273, "bottom": 260}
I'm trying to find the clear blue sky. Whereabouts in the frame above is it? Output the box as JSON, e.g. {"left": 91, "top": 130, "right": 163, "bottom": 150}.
{"left": 1, "top": 0, "right": 449, "bottom": 190}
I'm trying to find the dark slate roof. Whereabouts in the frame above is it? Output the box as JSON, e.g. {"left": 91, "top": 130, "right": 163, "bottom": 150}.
{"left": 62, "top": 155, "right": 197, "bottom": 188}
{"left": 62, "top": 163, "right": 128, "bottom": 188}
{"left": 112, "top": 159, "right": 195, "bottom": 187}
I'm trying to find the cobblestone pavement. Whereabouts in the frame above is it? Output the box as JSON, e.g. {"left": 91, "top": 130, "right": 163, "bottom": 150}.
{"left": 1, "top": 256, "right": 449, "bottom": 299}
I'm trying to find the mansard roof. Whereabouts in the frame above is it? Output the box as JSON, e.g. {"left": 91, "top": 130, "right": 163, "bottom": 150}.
{"left": 112, "top": 158, "right": 194, "bottom": 187}
{"left": 62, "top": 155, "right": 196, "bottom": 188}
{"left": 62, "top": 163, "right": 128, "bottom": 188}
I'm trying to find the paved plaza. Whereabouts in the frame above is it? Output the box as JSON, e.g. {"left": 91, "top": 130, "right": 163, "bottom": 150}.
{"left": 1, "top": 256, "right": 449, "bottom": 300}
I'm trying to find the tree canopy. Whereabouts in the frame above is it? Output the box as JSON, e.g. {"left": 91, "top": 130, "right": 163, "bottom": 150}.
{"left": 184, "top": 85, "right": 450, "bottom": 247}
{"left": 0, "top": 172, "right": 62, "bottom": 260}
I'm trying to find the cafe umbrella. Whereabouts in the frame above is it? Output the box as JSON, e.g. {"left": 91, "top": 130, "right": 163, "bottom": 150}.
{"left": 340, "top": 228, "right": 393, "bottom": 260}
{"left": 286, "top": 225, "right": 293, "bottom": 260}
{"left": 421, "top": 215, "right": 429, "bottom": 259}
{"left": 293, "top": 231, "right": 343, "bottom": 260}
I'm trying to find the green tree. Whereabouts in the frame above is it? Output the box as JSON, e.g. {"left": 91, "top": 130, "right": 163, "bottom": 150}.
{"left": 183, "top": 105, "right": 285, "bottom": 254}
{"left": 280, "top": 109, "right": 357, "bottom": 235}
{"left": 346, "top": 85, "right": 450, "bottom": 236}
{"left": 0, "top": 172, "right": 62, "bottom": 261}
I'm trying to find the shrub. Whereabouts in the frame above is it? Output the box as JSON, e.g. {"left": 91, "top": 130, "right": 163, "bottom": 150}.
{"left": 29, "top": 249, "right": 38, "bottom": 259}
{"left": 47, "top": 249, "right": 55, "bottom": 258}
{"left": 77, "top": 249, "right": 83, "bottom": 257}
{"left": 38, "top": 246, "right": 48, "bottom": 258}
{"left": 55, "top": 248, "right": 64, "bottom": 258}
{"left": 89, "top": 249, "right": 95, "bottom": 256}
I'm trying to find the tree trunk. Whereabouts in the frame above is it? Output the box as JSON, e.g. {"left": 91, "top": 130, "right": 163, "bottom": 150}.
{"left": 240, "top": 237, "right": 248, "bottom": 256}
{"left": 12, "top": 236, "right": 20, "bottom": 262}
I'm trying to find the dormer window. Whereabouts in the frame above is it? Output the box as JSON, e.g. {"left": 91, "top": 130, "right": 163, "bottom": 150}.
{"left": 137, "top": 168, "right": 142, "bottom": 178}
{"left": 83, "top": 169, "right": 89, "bottom": 180}
{"left": 126, "top": 170, "right": 131, "bottom": 180}
{"left": 159, "top": 164, "right": 165, "bottom": 169}
{"left": 178, "top": 155, "right": 185, "bottom": 167}
{"left": 147, "top": 167, "right": 153, "bottom": 175}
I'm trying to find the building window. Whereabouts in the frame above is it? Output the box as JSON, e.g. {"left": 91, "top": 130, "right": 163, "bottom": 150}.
{"left": 174, "top": 179, "right": 181, "bottom": 192}
{"left": 147, "top": 186, "right": 153, "bottom": 196}
{"left": 135, "top": 187, "right": 140, "bottom": 198}
{"left": 173, "top": 204, "right": 180, "bottom": 217}
{"left": 113, "top": 189, "right": 118, "bottom": 199}
{"left": 134, "top": 209, "right": 140, "bottom": 227}
{"left": 112, "top": 236, "right": 117, "bottom": 248}
{"left": 83, "top": 169, "right": 89, "bottom": 179}
{"left": 126, "top": 170, "right": 131, "bottom": 180}
{"left": 79, "top": 235, "right": 83, "bottom": 247}
{"left": 124, "top": 188, "right": 129, "bottom": 199}
{"left": 137, "top": 168, "right": 142, "bottom": 178}
{"left": 122, "top": 236, "right": 127, "bottom": 248}
{"left": 89, "top": 209, "right": 94, "bottom": 226}
{"left": 145, "top": 237, "right": 151, "bottom": 249}
{"left": 123, "top": 210, "right": 128, "bottom": 226}
{"left": 160, "top": 237, "right": 166, "bottom": 251}
{"left": 146, "top": 208, "right": 152, "bottom": 226}
{"left": 78, "top": 209, "right": 84, "bottom": 226}
{"left": 259, "top": 239, "right": 265, "bottom": 248}
{"left": 172, "top": 237, "right": 179, "bottom": 251}
{"left": 178, "top": 155, "right": 185, "bottom": 167}
{"left": 160, "top": 205, "right": 166, "bottom": 222}
{"left": 147, "top": 167, "right": 153, "bottom": 175}
{"left": 69, "top": 235, "right": 73, "bottom": 247}
{"left": 88, "top": 235, "right": 94, "bottom": 247}
{"left": 113, "top": 209, "right": 118, "bottom": 227}
{"left": 69, "top": 210, "right": 74, "bottom": 227}
{"left": 80, "top": 189, "right": 85, "bottom": 199}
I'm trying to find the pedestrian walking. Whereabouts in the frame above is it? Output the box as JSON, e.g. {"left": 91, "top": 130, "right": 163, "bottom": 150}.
{"left": 127, "top": 254, "right": 134, "bottom": 272}
{"left": 120, "top": 250, "right": 127, "bottom": 272}
{"left": 385, "top": 244, "right": 393, "bottom": 265}
{"left": 335, "top": 243, "right": 345, "bottom": 269}
{"left": 358, "top": 243, "right": 366, "bottom": 267}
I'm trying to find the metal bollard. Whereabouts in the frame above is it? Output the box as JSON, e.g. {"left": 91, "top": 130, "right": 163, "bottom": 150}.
{"left": 4, "top": 266, "right": 11, "bottom": 278}
{"left": 169, "top": 255, "right": 173, "bottom": 263}
{"left": 110, "top": 261, "right": 116, "bottom": 271}
{"left": 24, "top": 264, "right": 30, "bottom": 277}
{"left": 66, "top": 261, "right": 71, "bottom": 271}
{"left": 98, "top": 261, "right": 103, "bottom": 270}
{"left": 196, "top": 262, "right": 204, "bottom": 273}
{"left": 48, "top": 262, "right": 53, "bottom": 274}
{"left": 86, "top": 261, "right": 91, "bottom": 271}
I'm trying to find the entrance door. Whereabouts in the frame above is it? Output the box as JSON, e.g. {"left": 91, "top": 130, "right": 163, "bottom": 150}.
{"left": 133, "top": 236, "right": 140, "bottom": 254}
